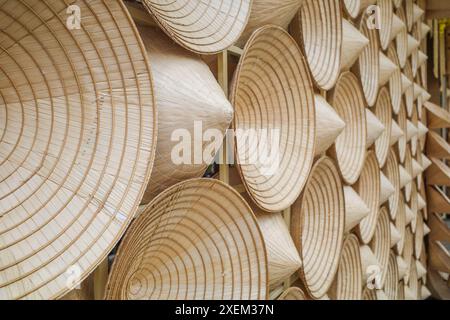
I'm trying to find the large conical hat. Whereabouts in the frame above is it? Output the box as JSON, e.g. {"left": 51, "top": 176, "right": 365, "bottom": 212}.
{"left": 291, "top": 157, "right": 345, "bottom": 299}
{"left": 105, "top": 179, "right": 268, "bottom": 300}
{"left": 0, "top": 0, "right": 157, "bottom": 299}
{"left": 231, "top": 25, "right": 315, "bottom": 212}
{"left": 395, "top": 6, "right": 408, "bottom": 68}
{"left": 328, "top": 234, "right": 363, "bottom": 300}
{"left": 290, "top": 0, "right": 343, "bottom": 90}
{"left": 141, "top": 0, "right": 251, "bottom": 54}
{"left": 328, "top": 71, "right": 367, "bottom": 185}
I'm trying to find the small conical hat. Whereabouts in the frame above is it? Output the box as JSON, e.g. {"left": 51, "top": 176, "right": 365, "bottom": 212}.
{"left": 360, "top": 245, "right": 380, "bottom": 282}
{"left": 341, "top": 19, "right": 370, "bottom": 71}
{"left": 426, "top": 157, "right": 450, "bottom": 186}
{"left": 290, "top": 0, "right": 343, "bottom": 90}
{"left": 391, "top": 223, "right": 402, "bottom": 248}
{"left": 374, "top": 88, "right": 393, "bottom": 168}
{"left": 291, "top": 157, "right": 345, "bottom": 299}
{"left": 426, "top": 131, "right": 450, "bottom": 159}
{"left": 428, "top": 212, "right": 450, "bottom": 242}
{"left": 424, "top": 101, "right": 450, "bottom": 129}
{"left": 380, "top": 171, "right": 396, "bottom": 205}
{"left": 427, "top": 186, "right": 450, "bottom": 213}
{"left": 141, "top": 0, "right": 251, "bottom": 54}
{"left": 344, "top": 186, "right": 370, "bottom": 232}
{"left": 378, "top": 0, "right": 394, "bottom": 51}
{"left": 387, "top": 43, "right": 403, "bottom": 114}
{"left": 105, "top": 179, "right": 268, "bottom": 300}
{"left": 429, "top": 241, "right": 450, "bottom": 274}
{"left": 395, "top": 6, "right": 408, "bottom": 67}
{"left": 397, "top": 255, "right": 408, "bottom": 281}
{"left": 390, "top": 121, "right": 404, "bottom": 145}
{"left": 421, "top": 286, "right": 432, "bottom": 299}
{"left": 231, "top": 26, "right": 316, "bottom": 212}
{"left": 412, "top": 4, "right": 424, "bottom": 23}
{"left": 390, "top": 14, "right": 406, "bottom": 43}
{"left": 379, "top": 51, "right": 398, "bottom": 87}
{"left": 366, "top": 109, "right": 386, "bottom": 148}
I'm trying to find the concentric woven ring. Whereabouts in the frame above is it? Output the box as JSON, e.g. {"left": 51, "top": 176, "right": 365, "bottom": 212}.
{"left": 374, "top": 87, "right": 393, "bottom": 168}
{"left": 370, "top": 206, "right": 391, "bottom": 288}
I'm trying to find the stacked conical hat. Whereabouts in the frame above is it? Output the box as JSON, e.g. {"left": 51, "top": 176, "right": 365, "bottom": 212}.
{"left": 230, "top": 25, "right": 315, "bottom": 212}
{"left": 0, "top": 0, "right": 157, "bottom": 299}
{"left": 105, "top": 179, "right": 268, "bottom": 300}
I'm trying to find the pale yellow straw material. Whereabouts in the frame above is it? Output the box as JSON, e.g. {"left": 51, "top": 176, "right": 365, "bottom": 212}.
{"left": 290, "top": 0, "right": 343, "bottom": 90}
{"left": 105, "top": 179, "right": 268, "bottom": 300}
{"left": 328, "top": 234, "right": 363, "bottom": 300}
{"left": 395, "top": 193, "right": 407, "bottom": 255}
{"left": 370, "top": 207, "right": 391, "bottom": 287}
{"left": 355, "top": 11, "right": 380, "bottom": 107}
{"left": 384, "top": 149, "right": 401, "bottom": 218}
{"left": 384, "top": 252, "right": 400, "bottom": 300}
{"left": 328, "top": 72, "right": 367, "bottom": 185}
{"left": 342, "top": 0, "right": 376, "bottom": 19}
{"left": 341, "top": 19, "right": 370, "bottom": 72}
{"left": 231, "top": 25, "right": 315, "bottom": 212}
{"left": 403, "top": 60, "right": 415, "bottom": 117}
{"left": 291, "top": 157, "right": 345, "bottom": 299}
{"left": 355, "top": 151, "right": 381, "bottom": 244}
{"left": 374, "top": 88, "right": 393, "bottom": 168}
{"left": 378, "top": 0, "right": 394, "bottom": 51}
{"left": 142, "top": 0, "right": 251, "bottom": 54}
{"left": 395, "top": 6, "right": 408, "bottom": 68}
{"left": 138, "top": 27, "right": 233, "bottom": 202}
{"left": 387, "top": 44, "right": 403, "bottom": 114}
{"left": 396, "top": 101, "right": 408, "bottom": 163}
{"left": 237, "top": 0, "right": 303, "bottom": 46}
{"left": 0, "top": 0, "right": 157, "bottom": 300}
{"left": 277, "top": 287, "right": 307, "bottom": 300}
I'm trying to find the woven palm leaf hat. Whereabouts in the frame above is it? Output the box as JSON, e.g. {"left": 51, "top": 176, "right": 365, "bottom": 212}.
{"left": 230, "top": 25, "right": 316, "bottom": 212}
{"left": 105, "top": 179, "right": 268, "bottom": 300}
{"left": 141, "top": 0, "right": 252, "bottom": 54}
{"left": 291, "top": 156, "right": 345, "bottom": 299}
{"left": 290, "top": 0, "right": 343, "bottom": 90}
{"left": 0, "top": 0, "right": 156, "bottom": 299}
{"left": 328, "top": 71, "right": 367, "bottom": 185}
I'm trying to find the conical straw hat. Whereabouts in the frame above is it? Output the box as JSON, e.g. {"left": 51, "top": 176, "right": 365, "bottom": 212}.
{"left": 141, "top": 0, "right": 251, "bottom": 54}
{"left": 427, "top": 185, "right": 450, "bottom": 213}
{"left": 380, "top": 171, "right": 396, "bottom": 205}
{"left": 328, "top": 72, "right": 367, "bottom": 184}
{"left": 230, "top": 25, "right": 315, "bottom": 212}
{"left": 403, "top": 60, "right": 415, "bottom": 117}
{"left": 387, "top": 44, "right": 403, "bottom": 114}
{"left": 341, "top": 19, "right": 370, "bottom": 71}
{"left": 424, "top": 101, "right": 450, "bottom": 129}
{"left": 290, "top": 0, "right": 343, "bottom": 90}
{"left": 237, "top": 0, "right": 303, "bottom": 46}
{"left": 384, "top": 150, "right": 401, "bottom": 218}
{"left": 366, "top": 109, "right": 386, "bottom": 148}
{"left": 426, "top": 157, "right": 450, "bottom": 186}
{"left": 426, "top": 131, "right": 450, "bottom": 159}
{"left": 378, "top": 0, "right": 394, "bottom": 51}
{"left": 391, "top": 120, "right": 404, "bottom": 146}
{"left": 342, "top": 0, "right": 377, "bottom": 19}
{"left": 360, "top": 244, "right": 380, "bottom": 283}
{"left": 105, "top": 178, "right": 268, "bottom": 300}
{"left": 409, "top": 181, "right": 418, "bottom": 233}
{"left": 395, "top": 193, "right": 407, "bottom": 255}
{"left": 391, "top": 222, "right": 401, "bottom": 247}
{"left": 373, "top": 88, "right": 393, "bottom": 168}
{"left": 314, "top": 94, "right": 346, "bottom": 155}
{"left": 414, "top": 211, "right": 424, "bottom": 258}
{"left": 328, "top": 234, "right": 363, "bottom": 300}
{"left": 428, "top": 212, "right": 450, "bottom": 243}
{"left": 379, "top": 51, "right": 398, "bottom": 87}
{"left": 390, "top": 14, "right": 406, "bottom": 43}
{"left": 397, "top": 280, "right": 405, "bottom": 299}
{"left": 344, "top": 186, "right": 371, "bottom": 232}
{"left": 277, "top": 287, "right": 307, "bottom": 300}
{"left": 355, "top": 151, "right": 381, "bottom": 244}
{"left": 402, "top": 227, "right": 414, "bottom": 283}
{"left": 405, "top": 0, "right": 414, "bottom": 32}
{"left": 405, "top": 204, "right": 415, "bottom": 226}
{"left": 429, "top": 241, "right": 450, "bottom": 274}
{"left": 354, "top": 11, "right": 380, "bottom": 107}
{"left": 138, "top": 27, "right": 233, "bottom": 202}
{"left": 395, "top": 7, "right": 408, "bottom": 67}
{"left": 420, "top": 22, "right": 431, "bottom": 39}
{"left": 396, "top": 101, "right": 408, "bottom": 163}
{"left": 0, "top": 1, "right": 157, "bottom": 300}
{"left": 252, "top": 208, "right": 302, "bottom": 289}
{"left": 369, "top": 207, "right": 391, "bottom": 287}
{"left": 291, "top": 157, "right": 345, "bottom": 299}
{"left": 412, "top": 4, "right": 424, "bottom": 24}
{"left": 423, "top": 223, "right": 431, "bottom": 236}
{"left": 384, "top": 252, "right": 400, "bottom": 300}
{"left": 417, "top": 122, "right": 429, "bottom": 151}
{"left": 421, "top": 286, "right": 432, "bottom": 300}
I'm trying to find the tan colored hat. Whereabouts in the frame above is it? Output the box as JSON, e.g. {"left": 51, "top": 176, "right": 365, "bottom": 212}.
{"left": 328, "top": 71, "right": 367, "bottom": 185}
{"left": 141, "top": 0, "right": 251, "bottom": 54}
{"left": 105, "top": 178, "right": 268, "bottom": 300}
{"left": 328, "top": 234, "right": 363, "bottom": 300}
{"left": 378, "top": 0, "right": 394, "bottom": 50}
{"left": 403, "top": 60, "right": 415, "bottom": 117}
{"left": 290, "top": 0, "right": 343, "bottom": 90}
{"left": 291, "top": 157, "right": 345, "bottom": 299}
{"left": 395, "top": 6, "right": 408, "bottom": 68}
{"left": 373, "top": 87, "right": 393, "bottom": 168}
{"left": 0, "top": 0, "right": 157, "bottom": 299}
{"left": 384, "top": 252, "right": 399, "bottom": 300}
{"left": 231, "top": 25, "right": 315, "bottom": 212}
{"left": 396, "top": 101, "right": 408, "bottom": 163}
{"left": 387, "top": 43, "right": 403, "bottom": 114}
